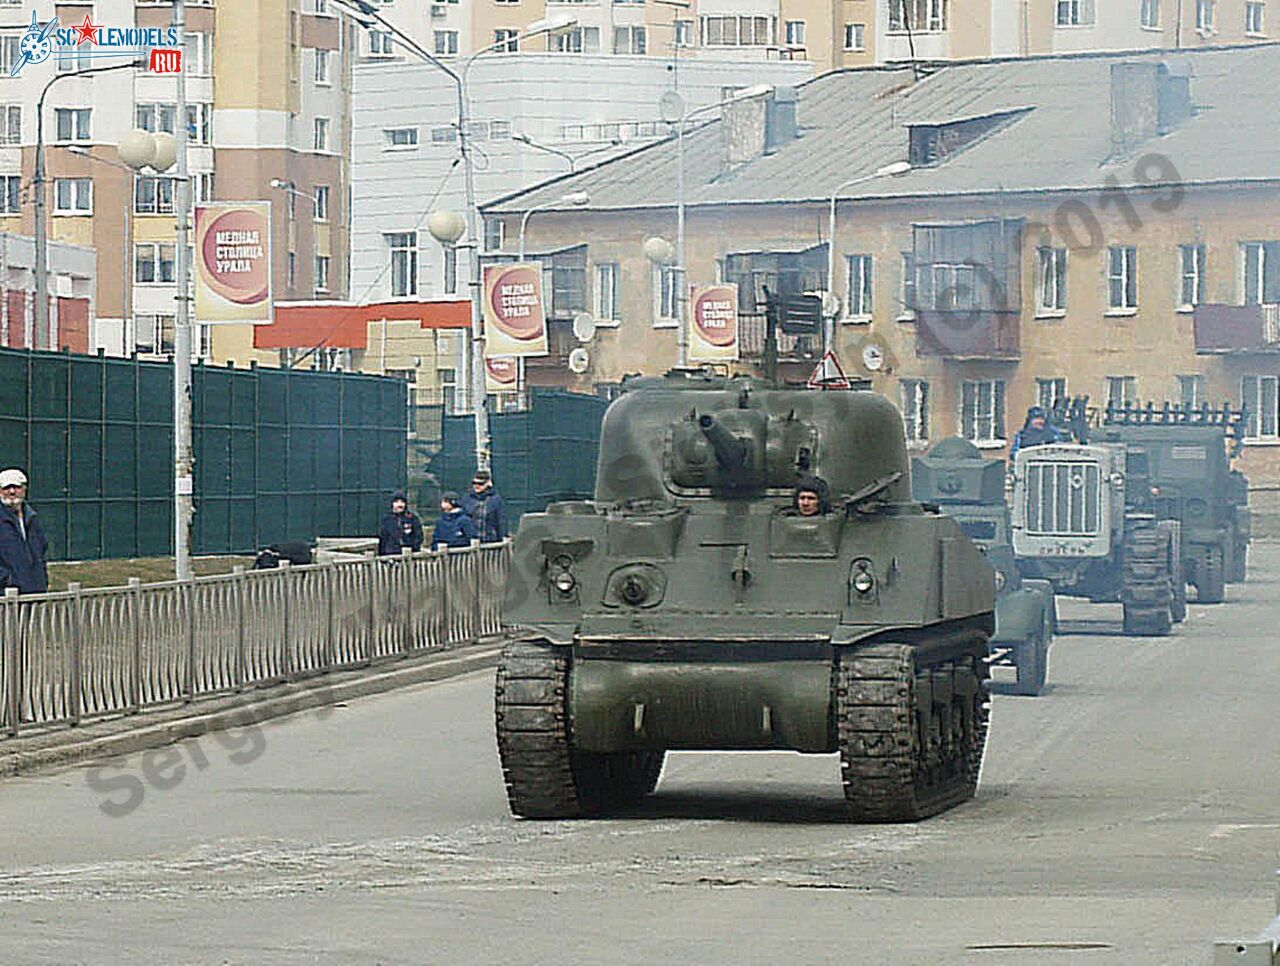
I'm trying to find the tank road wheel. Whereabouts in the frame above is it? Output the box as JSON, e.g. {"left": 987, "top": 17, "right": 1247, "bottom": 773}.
{"left": 1121, "top": 517, "right": 1173, "bottom": 637}
{"left": 1196, "top": 544, "right": 1227, "bottom": 604}
{"left": 1009, "top": 631, "right": 1047, "bottom": 697}
{"left": 494, "top": 639, "right": 666, "bottom": 818}
{"left": 835, "top": 642, "right": 989, "bottom": 823}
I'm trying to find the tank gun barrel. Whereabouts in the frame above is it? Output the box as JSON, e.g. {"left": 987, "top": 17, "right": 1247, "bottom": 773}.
{"left": 697, "top": 413, "right": 748, "bottom": 474}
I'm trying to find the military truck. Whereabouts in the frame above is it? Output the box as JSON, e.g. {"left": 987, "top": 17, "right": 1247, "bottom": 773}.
{"left": 1010, "top": 399, "right": 1187, "bottom": 635}
{"left": 912, "top": 438, "right": 1057, "bottom": 696}
{"left": 1091, "top": 402, "right": 1250, "bottom": 601}
{"left": 495, "top": 372, "right": 995, "bottom": 823}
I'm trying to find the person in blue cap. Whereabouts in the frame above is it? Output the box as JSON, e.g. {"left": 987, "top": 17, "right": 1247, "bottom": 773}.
{"left": 1010, "top": 405, "right": 1061, "bottom": 459}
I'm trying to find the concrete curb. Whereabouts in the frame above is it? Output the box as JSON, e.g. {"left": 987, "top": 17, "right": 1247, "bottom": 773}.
{"left": 0, "top": 642, "right": 503, "bottom": 779}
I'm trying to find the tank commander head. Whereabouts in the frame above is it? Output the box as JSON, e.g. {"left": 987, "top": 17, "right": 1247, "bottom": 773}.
{"left": 792, "top": 476, "right": 832, "bottom": 516}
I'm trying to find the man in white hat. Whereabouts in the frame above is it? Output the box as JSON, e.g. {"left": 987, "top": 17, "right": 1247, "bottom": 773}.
{"left": 0, "top": 468, "right": 48, "bottom": 594}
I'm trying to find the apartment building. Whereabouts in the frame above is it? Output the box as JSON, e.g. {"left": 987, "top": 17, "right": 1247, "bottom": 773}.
{"left": 486, "top": 44, "right": 1280, "bottom": 485}
{"left": 359, "top": 0, "right": 1273, "bottom": 70}
{"left": 0, "top": 0, "right": 352, "bottom": 365}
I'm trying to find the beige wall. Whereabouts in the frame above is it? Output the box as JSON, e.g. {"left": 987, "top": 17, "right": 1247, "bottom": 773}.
{"left": 502, "top": 181, "right": 1280, "bottom": 483}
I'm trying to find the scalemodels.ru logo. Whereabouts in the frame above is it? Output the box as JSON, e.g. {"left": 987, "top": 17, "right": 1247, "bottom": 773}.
{"left": 10, "top": 11, "right": 183, "bottom": 76}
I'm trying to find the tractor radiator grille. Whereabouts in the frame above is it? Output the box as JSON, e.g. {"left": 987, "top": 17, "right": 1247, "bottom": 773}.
{"left": 1024, "top": 461, "right": 1101, "bottom": 536}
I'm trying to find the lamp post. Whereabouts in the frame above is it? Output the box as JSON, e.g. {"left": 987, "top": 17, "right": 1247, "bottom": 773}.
{"left": 331, "top": 0, "right": 577, "bottom": 473}
{"left": 663, "top": 83, "right": 773, "bottom": 366}
{"left": 826, "top": 160, "right": 912, "bottom": 346}
{"left": 67, "top": 145, "right": 138, "bottom": 353}
{"left": 33, "top": 58, "right": 146, "bottom": 350}
{"left": 518, "top": 191, "right": 590, "bottom": 261}
{"left": 513, "top": 134, "right": 623, "bottom": 174}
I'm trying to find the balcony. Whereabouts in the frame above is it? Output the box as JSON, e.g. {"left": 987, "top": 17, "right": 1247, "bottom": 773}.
{"left": 913, "top": 310, "right": 1020, "bottom": 360}
{"left": 523, "top": 319, "right": 573, "bottom": 370}
{"left": 1192, "top": 303, "right": 1280, "bottom": 354}
{"left": 738, "top": 312, "right": 819, "bottom": 364}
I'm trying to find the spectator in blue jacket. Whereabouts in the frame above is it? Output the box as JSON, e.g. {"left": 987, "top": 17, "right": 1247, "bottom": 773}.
{"left": 1010, "top": 406, "right": 1061, "bottom": 460}
{"left": 0, "top": 468, "right": 49, "bottom": 594}
{"left": 432, "top": 492, "right": 477, "bottom": 550}
{"left": 461, "top": 469, "right": 507, "bottom": 543}
{"left": 378, "top": 490, "right": 424, "bottom": 556}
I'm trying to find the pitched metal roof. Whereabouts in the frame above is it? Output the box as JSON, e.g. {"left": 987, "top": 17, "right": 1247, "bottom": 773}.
{"left": 483, "top": 43, "right": 1280, "bottom": 215}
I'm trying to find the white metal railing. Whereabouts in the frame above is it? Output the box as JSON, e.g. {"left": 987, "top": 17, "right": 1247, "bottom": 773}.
{"left": 1, "top": 542, "right": 511, "bottom": 739}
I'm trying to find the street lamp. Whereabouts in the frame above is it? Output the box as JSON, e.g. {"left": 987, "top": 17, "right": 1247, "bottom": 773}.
{"left": 518, "top": 191, "right": 590, "bottom": 261}
{"left": 331, "top": 0, "right": 578, "bottom": 472}
{"left": 826, "top": 160, "right": 912, "bottom": 344}
{"left": 663, "top": 83, "right": 773, "bottom": 366}
{"left": 512, "top": 133, "right": 622, "bottom": 174}
{"left": 33, "top": 58, "right": 146, "bottom": 350}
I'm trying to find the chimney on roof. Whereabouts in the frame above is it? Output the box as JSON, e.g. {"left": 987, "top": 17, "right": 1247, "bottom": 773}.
{"left": 721, "top": 87, "right": 798, "bottom": 171}
{"left": 1111, "top": 61, "right": 1194, "bottom": 155}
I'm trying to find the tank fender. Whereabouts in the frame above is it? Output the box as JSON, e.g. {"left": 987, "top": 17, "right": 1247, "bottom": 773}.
{"left": 991, "top": 585, "right": 1054, "bottom": 643}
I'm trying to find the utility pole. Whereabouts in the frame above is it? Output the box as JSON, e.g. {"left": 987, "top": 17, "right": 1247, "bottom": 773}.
{"left": 173, "top": 0, "right": 194, "bottom": 580}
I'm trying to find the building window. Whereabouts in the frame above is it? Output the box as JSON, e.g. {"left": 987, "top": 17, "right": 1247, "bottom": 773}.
{"left": 287, "top": 251, "right": 297, "bottom": 290}
{"left": 484, "top": 218, "right": 503, "bottom": 252}
{"left": 0, "top": 105, "right": 19, "bottom": 145}
{"left": 675, "top": 19, "right": 694, "bottom": 46}
{"left": 899, "top": 252, "right": 916, "bottom": 318}
{"left": 0, "top": 34, "right": 20, "bottom": 75}
{"left": 438, "top": 368, "right": 457, "bottom": 413}
{"left": 315, "top": 255, "right": 330, "bottom": 293}
{"left": 1106, "top": 375, "right": 1137, "bottom": 409}
{"left": 845, "top": 254, "right": 872, "bottom": 318}
{"left": 183, "top": 32, "right": 214, "bottom": 75}
{"left": 1242, "top": 375, "right": 1279, "bottom": 438}
{"left": 493, "top": 29, "right": 519, "bottom": 51}
{"left": 784, "top": 19, "right": 806, "bottom": 45}
{"left": 135, "top": 102, "right": 177, "bottom": 134}
{"left": 889, "top": 0, "right": 947, "bottom": 31}
{"left": 314, "top": 48, "right": 330, "bottom": 85}
{"left": 901, "top": 379, "right": 929, "bottom": 443}
{"left": 443, "top": 245, "right": 457, "bottom": 295}
{"left": 1241, "top": 241, "right": 1280, "bottom": 304}
{"left": 313, "top": 185, "right": 329, "bottom": 221}
{"left": 134, "top": 175, "right": 174, "bottom": 214}
{"left": 384, "top": 127, "right": 419, "bottom": 149}
{"left": 197, "top": 172, "right": 215, "bottom": 202}
{"left": 613, "top": 26, "right": 646, "bottom": 54}
{"left": 1246, "top": 0, "right": 1265, "bottom": 32}
{"left": 386, "top": 232, "right": 417, "bottom": 297}
{"left": 1056, "top": 0, "right": 1096, "bottom": 25}
{"left": 135, "top": 242, "right": 176, "bottom": 284}
{"left": 596, "top": 262, "right": 619, "bottom": 321}
{"left": 369, "top": 29, "right": 394, "bottom": 55}
{"left": 1107, "top": 245, "right": 1138, "bottom": 311}
{"left": 430, "top": 125, "right": 457, "bottom": 144}
{"left": 434, "top": 30, "right": 459, "bottom": 55}
{"left": 0, "top": 175, "right": 20, "bottom": 214}
{"left": 1141, "top": 0, "right": 1160, "bottom": 27}
{"left": 653, "top": 265, "right": 680, "bottom": 325}
{"left": 1178, "top": 374, "right": 1205, "bottom": 409}
{"left": 1036, "top": 377, "right": 1067, "bottom": 411}
{"left": 553, "top": 27, "right": 600, "bottom": 52}
{"left": 54, "top": 178, "right": 92, "bottom": 214}
{"left": 700, "top": 15, "right": 775, "bottom": 46}
{"left": 54, "top": 108, "right": 90, "bottom": 142}
{"left": 1037, "top": 246, "right": 1067, "bottom": 313}
{"left": 1197, "top": 0, "right": 1215, "bottom": 30}
{"left": 313, "top": 117, "right": 330, "bottom": 152}
{"left": 1179, "top": 243, "right": 1205, "bottom": 309}
{"left": 185, "top": 104, "right": 213, "bottom": 145}
{"left": 844, "top": 22, "right": 866, "bottom": 49}
{"left": 56, "top": 46, "right": 91, "bottom": 73}
{"left": 960, "top": 379, "right": 1006, "bottom": 444}
{"left": 134, "top": 314, "right": 175, "bottom": 355}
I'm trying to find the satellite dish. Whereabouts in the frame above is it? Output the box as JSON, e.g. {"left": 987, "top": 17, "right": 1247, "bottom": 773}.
{"left": 659, "top": 90, "right": 685, "bottom": 124}
{"left": 572, "top": 312, "right": 597, "bottom": 343}
{"left": 568, "top": 347, "right": 590, "bottom": 374}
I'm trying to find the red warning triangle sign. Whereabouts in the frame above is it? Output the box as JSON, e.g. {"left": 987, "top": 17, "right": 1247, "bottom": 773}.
{"left": 807, "top": 350, "right": 852, "bottom": 389}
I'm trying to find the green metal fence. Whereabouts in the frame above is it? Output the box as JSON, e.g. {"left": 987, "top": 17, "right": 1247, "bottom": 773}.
{"left": 424, "top": 389, "right": 607, "bottom": 525}
{"left": 0, "top": 348, "right": 408, "bottom": 561}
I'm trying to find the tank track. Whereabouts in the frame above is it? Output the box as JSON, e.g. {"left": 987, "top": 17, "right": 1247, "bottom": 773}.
{"left": 1121, "top": 516, "right": 1172, "bottom": 636}
{"left": 494, "top": 639, "right": 665, "bottom": 818}
{"left": 835, "top": 640, "right": 989, "bottom": 822}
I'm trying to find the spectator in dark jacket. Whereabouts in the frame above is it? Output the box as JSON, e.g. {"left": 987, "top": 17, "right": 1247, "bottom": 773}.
{"left": 460, "top": 470, "right": 507, "bottom": 543}
{"left": 432, "top": 492, "right": 477, "bottom": 549}
{"left": 0, "top": 468, "right": 49, "bottom": 594}
{"left": 378, "top": 490, "right": 424, "bottom": 556}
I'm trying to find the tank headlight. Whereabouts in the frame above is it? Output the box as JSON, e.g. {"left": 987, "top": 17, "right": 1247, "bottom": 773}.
{"left": 620, "top": 574, "right": 649, "bottom": 606}
{"left": 1150, "top": 485, "right": 1161, "bottom": 497}
{"left": 993, "top": 569, "right": 1006, "bottom": 592}
{"left": 1110, "top": 472, "right": 1125, "bottom": 487}
{"left": 552, "top": 571, "right": 576, "bottom": 594}
{"left": 852, "top": 569, "right": 875, "bottom": 595}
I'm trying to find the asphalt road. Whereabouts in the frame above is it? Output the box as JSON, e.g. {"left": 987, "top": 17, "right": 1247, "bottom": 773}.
{"left": 2, "top": 547, "right": 1279, "bottom": 965}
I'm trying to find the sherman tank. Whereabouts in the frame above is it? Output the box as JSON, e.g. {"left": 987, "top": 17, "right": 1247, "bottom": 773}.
{"left": 494, "top": 371, "right": 995, "bottom": 822}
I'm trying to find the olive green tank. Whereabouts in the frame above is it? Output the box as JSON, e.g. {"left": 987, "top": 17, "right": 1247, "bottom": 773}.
{"left": 494, "top": 372, "right": 995, "bottom": 822}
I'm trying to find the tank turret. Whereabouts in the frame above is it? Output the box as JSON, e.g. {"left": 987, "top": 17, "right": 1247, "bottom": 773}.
{"left": 912, "top": 437, "right": 1007, "bottom": 506}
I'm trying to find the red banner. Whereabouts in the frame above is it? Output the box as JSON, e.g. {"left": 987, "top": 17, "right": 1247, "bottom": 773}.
{"left": 688, "top": 283, "right": 739, "bottom": 362}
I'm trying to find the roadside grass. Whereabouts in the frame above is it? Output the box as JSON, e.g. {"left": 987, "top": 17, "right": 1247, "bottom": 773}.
{"left": 46, "top": 556, "right": 254, "bottom": 592}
